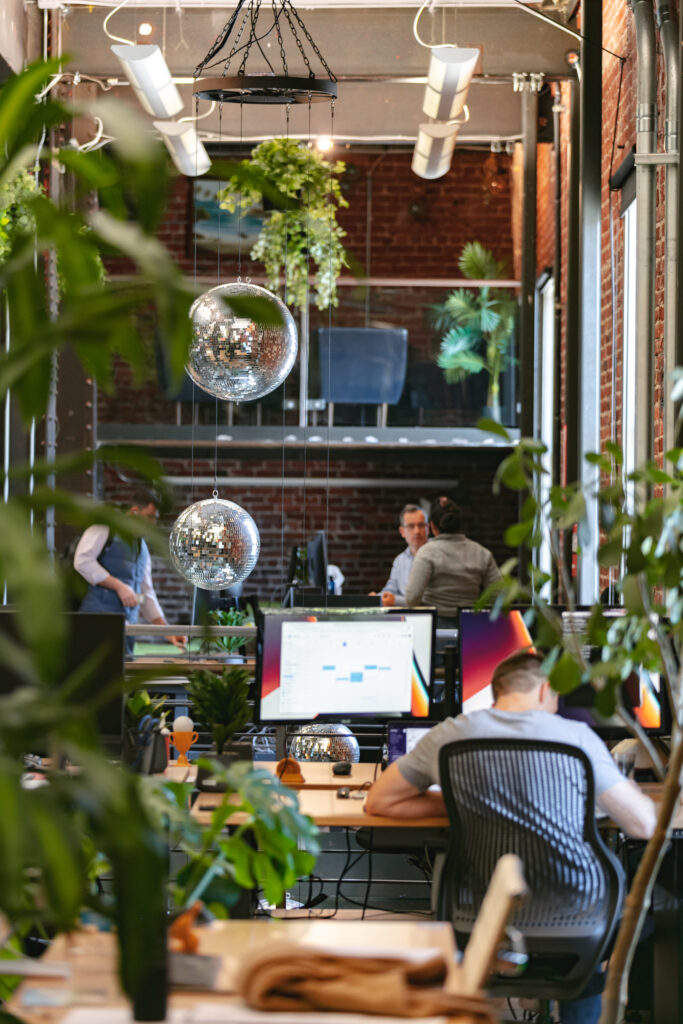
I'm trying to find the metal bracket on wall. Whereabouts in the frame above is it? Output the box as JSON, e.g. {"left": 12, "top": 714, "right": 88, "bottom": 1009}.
{"left": 512, "top": 72, "right": 545, "bottom": 93}
{"left": 634, "top": 152, "right": 679, "bottom": 164}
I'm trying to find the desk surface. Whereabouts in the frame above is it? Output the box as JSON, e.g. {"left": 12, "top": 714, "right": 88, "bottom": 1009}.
{"left": 192, "top": 760, "right": 380, "bottom": 791}
{"left": 193, "top": 786, "right": 449, "bottom": 829}
{"left": 8, "top": 918, "right": 468, "bottom": 1023}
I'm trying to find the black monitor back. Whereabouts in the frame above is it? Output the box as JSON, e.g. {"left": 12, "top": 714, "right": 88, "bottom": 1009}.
{"left": 0, "top": 610, "right": 126, "bottom": 754}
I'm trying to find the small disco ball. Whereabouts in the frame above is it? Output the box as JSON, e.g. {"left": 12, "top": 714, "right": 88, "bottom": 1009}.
{"left": 188, "top": 281, "right": 298, "bottom": 403}
{"left": 290, "top": 723, "right": 360, "bottom": 763}
{"left": 169, "top": 497, "right": 260, "bottom": 590}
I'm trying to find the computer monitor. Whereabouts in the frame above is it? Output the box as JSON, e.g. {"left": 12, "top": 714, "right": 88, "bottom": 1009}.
{"left": 459, "top": 608, "right": 534, "bottom": 714}
{"left": 0, "top": 610, "right": 126, "bottom": 754}
{"left": 256, "top": 607, "right": 436, "bottom": 723}
{"left": 306, "top": 531, "right": 328, "bottom": 591}
{"left": 386, "top": 723, "right": 434, "bottom": 764}
{"left": 458, "top": 607, "right": 671, "bottom": 737}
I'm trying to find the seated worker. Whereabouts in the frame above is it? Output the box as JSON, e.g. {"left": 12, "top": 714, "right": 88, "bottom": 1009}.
{"left": 366, "top": 650, "right": 655, "bottom": 832}
{"left": 74, "top": 490, "right": 187, "bottom": 654}
{"left": 404, "top": 497, "right": 501, "bottom": 627}
{"left": 366, "top": 651, "right": 656, "bottom": 1024}
{"left": 370, "top": 503, "right": 428, "bottom": 607}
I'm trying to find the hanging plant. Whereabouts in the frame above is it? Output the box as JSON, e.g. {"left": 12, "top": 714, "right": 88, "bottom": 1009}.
{"left": 0, "top": 167, "right": 42, "bottom": 266}
{"left": 218, "top": 138, "right": 348, "bottom": 311}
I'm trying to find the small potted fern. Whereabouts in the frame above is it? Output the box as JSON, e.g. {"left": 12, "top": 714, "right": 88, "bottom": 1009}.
{"left": 187, "top": 667, "right": 253, "bottom": 789}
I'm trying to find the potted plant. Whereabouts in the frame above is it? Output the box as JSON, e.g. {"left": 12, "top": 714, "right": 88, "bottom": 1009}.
{"left": 218, "top": 137, "right": 349, "bottom": 310}
{"left": 187, "top": 667, "right": 253, "bottom": 791}
{"left": 199, "top": 607, "right": 251, "bottom": 662}
{"left": 431, "top": 241, "right": 517, "bottom": 422}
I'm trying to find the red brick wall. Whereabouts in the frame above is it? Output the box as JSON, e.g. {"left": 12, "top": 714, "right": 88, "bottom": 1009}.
{"left": 99, "top": 147, "right": 518, "bottom": 621}
{"left": 102, "top": 450, "right": 518, "bottom": 624}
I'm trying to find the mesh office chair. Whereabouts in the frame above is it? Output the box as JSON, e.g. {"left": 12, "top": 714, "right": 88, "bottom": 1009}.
{"left": 436, "top": 739, "right": 625, "bottom": 1002}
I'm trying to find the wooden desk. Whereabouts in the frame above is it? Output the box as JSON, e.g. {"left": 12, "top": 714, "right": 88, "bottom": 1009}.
{"left": 184, "top": 761, "right": 380, "bottom": 790}
{"left": 639, "top": 782, "right": 683, "bottom": 831}
{"left": 193, "top": 786, "right": 449, "bottom": 829}
{"left": 8, "top": 918, "right": 471, "bottom": 1023}
{"left": 262, "top": 760, "right": 380, "bottom": 790}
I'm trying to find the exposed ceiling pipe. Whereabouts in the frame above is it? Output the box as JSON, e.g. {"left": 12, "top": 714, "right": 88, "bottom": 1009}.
{"left": 631, "top": 0, "right": 657, "bottom": 467}
{"left": 655, "top": 0, "right": 679, "bottom": 456}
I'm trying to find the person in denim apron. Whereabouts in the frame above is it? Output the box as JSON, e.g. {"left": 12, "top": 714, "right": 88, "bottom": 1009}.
{"left": 75, "top": 492, "right": 187, "bottom": 655}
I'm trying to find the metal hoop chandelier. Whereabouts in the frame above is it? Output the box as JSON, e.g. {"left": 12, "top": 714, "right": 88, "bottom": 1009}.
{"left": 193, "top": 0, "right": 337, "bottom": 106}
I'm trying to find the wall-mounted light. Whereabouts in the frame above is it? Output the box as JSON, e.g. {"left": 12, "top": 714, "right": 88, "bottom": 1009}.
{"left": 411, "top": 122, "right": 460, "bottom": 180}
{"left": 111, "top": 44, "right": 183, "bottom": 118}
{"left": 154, "top": 120, "right": 211, "bottom": 177}
{"left": 422, "top": 46, "right": 480, "bottom": 122}
{"left": 138, "top": 23, "right": 154, "bottom": 38}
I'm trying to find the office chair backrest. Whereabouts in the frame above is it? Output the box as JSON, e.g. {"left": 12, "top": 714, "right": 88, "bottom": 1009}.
{"left": 437, "top": 739, "right": 625, "bottom": 998}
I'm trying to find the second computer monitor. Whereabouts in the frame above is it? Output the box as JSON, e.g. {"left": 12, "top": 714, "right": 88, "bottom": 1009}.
{"left": 256, "top": 607, "right": 435, "bottom": 723}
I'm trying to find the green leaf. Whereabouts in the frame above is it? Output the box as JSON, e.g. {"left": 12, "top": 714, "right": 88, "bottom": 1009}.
{"left": 549, "top": 652, "right": 583, "bottom": 695}
{"left": 476, "top": 417, "right": 511, "bottom": 440}
{"left": 504, "top": 521, "right": 533, "bottom": 546}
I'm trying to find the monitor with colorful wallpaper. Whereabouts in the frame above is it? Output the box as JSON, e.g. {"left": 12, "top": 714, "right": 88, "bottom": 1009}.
{"left": 458, "top": 607, "right": 670, "bottom": 737}
{"left": 256, "top": 607, "right": 435, "bottom": 723}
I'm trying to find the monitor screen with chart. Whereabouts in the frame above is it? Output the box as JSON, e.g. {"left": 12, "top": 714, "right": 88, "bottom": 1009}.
{"left": 256, "top": 607, "right": 435, "bottom": 723}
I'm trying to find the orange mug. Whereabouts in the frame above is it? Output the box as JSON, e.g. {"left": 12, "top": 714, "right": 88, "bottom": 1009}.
{"left": 169, "top": 730, "right": 198, "bottom": 767}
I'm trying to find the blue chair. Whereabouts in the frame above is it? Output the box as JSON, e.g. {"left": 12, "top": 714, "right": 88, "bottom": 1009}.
{"left": 317, "top": 327, "right": 408, "bottom": 427}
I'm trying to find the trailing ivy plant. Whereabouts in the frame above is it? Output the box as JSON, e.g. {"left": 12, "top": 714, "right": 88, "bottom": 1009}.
{"left": 0, "top": 167, "right": 41, "bottom": 266}
{"left": 476, "top": 411, "right": 683, "bottom": 1024}
{"left": 218, "top": 137, "right": 348, "bottom": 310}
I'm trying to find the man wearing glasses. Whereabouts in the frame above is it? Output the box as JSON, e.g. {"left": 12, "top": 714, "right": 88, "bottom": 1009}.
{"left": 370, "top": 503, "right": 429, "bottom": 607}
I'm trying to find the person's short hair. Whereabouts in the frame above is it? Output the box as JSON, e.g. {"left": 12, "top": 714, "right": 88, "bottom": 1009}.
{"left": 429, "top": 497, "right": 461, "bottom": 534}
{"left": 129, "top": 487, "right": 159, "bottom": 512}
{"left": 490, "top": 650, "right": 547, "bottom": 700}
{"left": 399, "top": 503, "right": 427, "bottom": 526}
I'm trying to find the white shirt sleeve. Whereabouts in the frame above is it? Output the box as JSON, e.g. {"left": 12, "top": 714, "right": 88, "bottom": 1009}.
{"left": 139, "top": 548, "right": 164, "bottom": 624}
{"left": 73, "top": 525, "right": 112, "bottom": 586}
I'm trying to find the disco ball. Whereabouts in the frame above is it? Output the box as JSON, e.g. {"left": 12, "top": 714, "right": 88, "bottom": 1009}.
{"left": 169, "top": 497, "right": 260, "bottom": 590}
{"left": 290, "top": 723, "right": 360, "bottom": 763}
{"left": 188, "top": 282, "right": 298, "bottom": 402}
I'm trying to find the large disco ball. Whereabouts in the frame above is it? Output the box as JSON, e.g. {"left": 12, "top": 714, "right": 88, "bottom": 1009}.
{"left": 188, "top": 282, "right": 298, "bottom": 402}
{"left": 290, "top": 723, "right": 360, "bottom": 763}
{"left": 169, "top": 498, "right": 260, "bottom": 590}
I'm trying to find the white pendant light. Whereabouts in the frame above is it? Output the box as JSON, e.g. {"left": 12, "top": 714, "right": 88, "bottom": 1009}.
{"left": 153, "top": 121, "right": 211, "bottom": 177}
{"left": 111, "top": 44, "right": 184, "bottom": 119}
{"left": 423, "top": 46, "right": 480, "bottom": 122}
{"left": 411, "top": 122, "right": 460, "bottom": 180}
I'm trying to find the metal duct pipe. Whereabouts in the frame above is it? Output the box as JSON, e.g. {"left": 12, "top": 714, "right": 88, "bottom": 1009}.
{"left": 632, "top": 0, "right": 657, "bottom": 467}
{"left": 655, "top": 0, "right": 679, "bottom": 455}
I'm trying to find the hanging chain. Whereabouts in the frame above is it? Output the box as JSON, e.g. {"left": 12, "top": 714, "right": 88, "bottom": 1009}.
{"left": 223, "top": 9, "right": 250, "bottom": 77}
{"left": 194, "top": 0, "right": 248, "bottom": 77}
{"left": 287, "top": 2, "right": 337, "bottom": 81}
{"left": 272, "top": 0, "right": 288, "bottom": 76}
{"left": 195, "top": 0, "right": 335, "bottom": 85}
{"left": 282, "top": 7, "right": 313, "bottom": 77}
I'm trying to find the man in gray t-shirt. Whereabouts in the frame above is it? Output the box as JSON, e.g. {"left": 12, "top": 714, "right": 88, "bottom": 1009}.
{"left": 366, "top": 651, "right": 656, "bottom": 839}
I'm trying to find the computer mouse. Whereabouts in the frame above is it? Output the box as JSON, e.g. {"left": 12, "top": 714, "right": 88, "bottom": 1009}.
{"left": 337, "top": 787, "right": 350, "bottom": 799}
{"left": 333, "top": 761, "right": 352, "bottom": 776}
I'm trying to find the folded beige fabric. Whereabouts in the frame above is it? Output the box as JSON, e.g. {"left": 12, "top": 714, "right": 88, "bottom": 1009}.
{"left": 237, "top": 944, "right": 495, "bottom": 1021}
